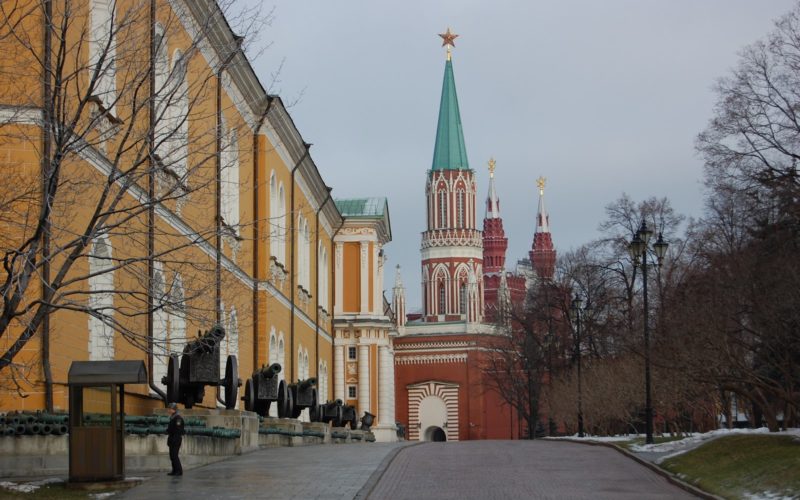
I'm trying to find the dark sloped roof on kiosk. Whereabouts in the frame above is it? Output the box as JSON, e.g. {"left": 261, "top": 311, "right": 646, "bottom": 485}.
{"left": 68, "top": 360, "right": 147, "bottom": 385}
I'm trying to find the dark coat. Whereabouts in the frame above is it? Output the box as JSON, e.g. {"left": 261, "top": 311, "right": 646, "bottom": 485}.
{"left": 167, "top": 413, "right": 185, "bottom": 447}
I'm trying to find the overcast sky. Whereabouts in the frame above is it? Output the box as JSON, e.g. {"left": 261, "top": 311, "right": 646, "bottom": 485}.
{"left": 251, "top": 0, "right": 797, "bottom": 311}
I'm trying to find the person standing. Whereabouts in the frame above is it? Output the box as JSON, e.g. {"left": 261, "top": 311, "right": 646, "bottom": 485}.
{"left": 166, "top": 402, "right": 184, "bottom": 476}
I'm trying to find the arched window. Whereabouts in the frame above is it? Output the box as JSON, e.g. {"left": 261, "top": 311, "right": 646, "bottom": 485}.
{"left": 459, "top": 282, "right": 468, "bottom": 315}
{"left": 167, "top": 49, "right": 189, "bottom": 179}
{"left": 297, "top": 215, "right": 310, "bottom": 291}
{"left": 168, "top": 274, "right": 185, "bottom": 351}
{"left": 277, "top": 183, "right": 286, "bottom": 264}
{"left": 303, "top": 219, "right": 310, "bottom": 290}
{"left": 153, "top": 24, "right": 169, "bottom": 161}
{"left": 152, "top": 263, "right": 168, "bottom": 387}
{"left": 88, "top": 235, "right": 114, "bottom": 360}
{"left": 456, "top": 190, "right": 465, "bottom": 228}
{"left": 438, "top": 189, "right": 448, "bottom": 228}
{"left": 269, "top": 171, "right": 278, "bottom": 258}
{"left": 90, "top": 0, "right": 116, "bottom": 112}
{"left": 221, "top": 127, "right": 240, "bottom": 229}
{"left": 268, "top": 329, "right": 278, "bottom": 417}
{"left": 317, "top": 243, "right": 328, "bottom": 311}
{"left": 438, "top": 281, "right": 446, "bottom": 315}
{"left": 278, "top": 334, "right": 285, "bottom": 380}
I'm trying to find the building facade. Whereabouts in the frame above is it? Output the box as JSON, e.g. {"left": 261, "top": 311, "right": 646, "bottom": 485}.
{"left": 0, "top": 0, "right": 341, "bottom": 416}
{"left": 393, "top": 34, "right": 521, "bottom": 442}
{"left": 332, "top": 198, "right": 396, "bottom": 442}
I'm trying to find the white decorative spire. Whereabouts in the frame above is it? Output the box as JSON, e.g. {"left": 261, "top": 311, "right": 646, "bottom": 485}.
{"left": 392, "top": 265, "right": 406, "bottom": 328}
{"left": 486, "top": 158, "right": 500, "bottom": 219}
{"left": 536, "top": 176, "right": 550, "bottom": 233}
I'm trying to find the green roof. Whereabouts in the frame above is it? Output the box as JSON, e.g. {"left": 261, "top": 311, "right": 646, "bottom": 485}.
{"left": 431, "top": 59, "right": 469, "bottom": 171}
{"left": 335, "top": 197, "right": 387, "bottom": 217}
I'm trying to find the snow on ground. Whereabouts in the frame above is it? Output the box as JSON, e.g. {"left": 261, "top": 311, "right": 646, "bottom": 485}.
{"left": 630, "top": 427, "right": 800, "bottom": 461}
{"left": 0, "top": 477, "right": 63, "bottom": 493}
{"left": 743, "top": 491, "right": 798, "bottom": 500}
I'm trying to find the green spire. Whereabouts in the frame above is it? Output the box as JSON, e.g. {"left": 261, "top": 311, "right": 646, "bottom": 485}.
{"left": 431, "top": 59, "right": 469, "bottom": 171}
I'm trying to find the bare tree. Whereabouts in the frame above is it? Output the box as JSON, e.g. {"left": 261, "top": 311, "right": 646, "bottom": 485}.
{"left": 0, "top": 0, "right": 270, "bottom": 403}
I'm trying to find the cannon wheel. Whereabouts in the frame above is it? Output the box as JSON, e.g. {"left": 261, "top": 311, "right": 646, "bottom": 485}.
{"left": 242, "top": 378, "right": 255, "bottom": 412}
{"left": 309, "top": 388, "right": 320, "bottom": 422}
{"left": 290, "top": 386, "right": 302, "bottom": 419}
{"left": 329, "top": 404, "right": 343, "bottom": 427}
{"left": 224, "top": 355, "right": 239, "bottom": 409}
{"left": 164, "top": 354, "right": 180, "bottom": 404}
{"left": 276, "top": 379, "right": 289, "bottom": 418}
{"left": 346, "top": 416, "right": 358, "bottom": 430}
{"left": 255, "top": 398, "right": 269, "bottom": 417}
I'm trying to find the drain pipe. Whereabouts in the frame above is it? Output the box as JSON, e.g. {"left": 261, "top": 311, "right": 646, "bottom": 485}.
{"left": 252, "top": 97, "right": 275, "bottom": 371}
{"left": 289, "top": 143, "right": 311, "bottom": 383}
{"left": 41, "top": 0, "right": 54, "bottom": 412}
{"left": 314, "top": 188, "right": 333, "bottom": 378}
{"left": 146, "top": 0, "right": 166, "bottom": 400}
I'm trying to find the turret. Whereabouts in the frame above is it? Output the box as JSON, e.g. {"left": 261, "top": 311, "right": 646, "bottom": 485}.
{"left": 530, "top": 177, "right": 556, "bottom": 281}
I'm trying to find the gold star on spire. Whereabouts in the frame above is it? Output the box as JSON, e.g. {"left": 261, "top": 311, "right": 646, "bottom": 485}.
{"left": 537, "top": 176, "right": 547, "bottom": 196}
{"left": 439, "top": 27, "right": 459, "bottom": 60}
{"left": 488, "top": 157, "right": 496, "bottom": 178}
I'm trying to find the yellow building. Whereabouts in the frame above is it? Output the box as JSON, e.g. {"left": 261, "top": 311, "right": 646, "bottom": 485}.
{"left": 0, "top": 0, "right": 340, "bottom": 416}
{"left": 333, "top": 198, "right": 396, "bottom": 442}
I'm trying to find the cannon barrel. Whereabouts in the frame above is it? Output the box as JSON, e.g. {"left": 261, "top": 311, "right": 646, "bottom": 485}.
{"left": 297, "top": 377, "right": 317, "bottom": 390}
{"left": 256, "top": 363, "right": 281, "bottom": 379}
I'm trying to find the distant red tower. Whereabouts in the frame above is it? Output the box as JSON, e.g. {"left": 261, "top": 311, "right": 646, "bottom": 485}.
{"left": 530, "top": 177, "right": 556, "bottom": 281}
{"left": 482, "top": 159, "right": 526, "bottom": 320}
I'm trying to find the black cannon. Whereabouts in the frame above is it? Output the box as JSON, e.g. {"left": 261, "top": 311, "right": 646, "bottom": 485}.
{"left": 241, "top": 363, "right": 292, "bottom": 418}
{"left": 319, "top": 399, "right": 344, "bottom": 427}
{"left": 341, "top": 403, "right": 358, "bottom": 430}
{"left": 360, "top": 411, "right": 375, "bottom": 432}
{"left": 288, "top": 378, "right": 318, "bottom": 419}
{"left": 318, "top": 399, "right": 358, "bottom": 429}
{"left": 161, "top": 325, "right": 241, "bottom": 409}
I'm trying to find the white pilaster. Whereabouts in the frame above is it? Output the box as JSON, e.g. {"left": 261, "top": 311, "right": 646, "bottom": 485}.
{"left": 378, "top": 345, "right": 390, "bottom": 426}
{"left": 334, "top": 344, "right": 345, "bottom": 402}
{"left": 374, "top": 245, "right": 382, "bottom": 315}
{"left": 334, "top": 243, "right": 343, "bottom": 314}
{"left": 358, "top": 342, "right": 370, "bottom": 416}
{"left": 388, "top": 347, "right": 396, "bottom": 425}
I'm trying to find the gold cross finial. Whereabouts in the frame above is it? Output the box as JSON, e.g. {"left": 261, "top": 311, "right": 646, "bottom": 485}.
{"left": 439, "top": 27, "right": 458, "bottom": 60}
{"left": 488, "top": 157, "right": 496, "bottom": 177}
{"left": 537, "top": 176, "right": 546, "bottom": 195}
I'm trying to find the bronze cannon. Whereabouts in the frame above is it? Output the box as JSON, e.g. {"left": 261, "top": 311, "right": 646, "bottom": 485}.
{"left": 288, "top": 377, "right": 318, "bottom": 420}
{"left": 161, "top": 325, "right": 241, "bottom": 409}
{"left": 241, "top": 363, "right": 292, "bottom": 418}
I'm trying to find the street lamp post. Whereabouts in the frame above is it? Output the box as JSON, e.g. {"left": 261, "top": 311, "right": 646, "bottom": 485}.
{"left": 569, "top": 294, "right": 587, "bottom": 438}
{"left": 628, "top": 220, "right": 668, "bottom": 445}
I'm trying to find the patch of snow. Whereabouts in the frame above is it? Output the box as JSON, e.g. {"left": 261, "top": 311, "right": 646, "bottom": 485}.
{"left": 0, "top": 477, "right": 64, "bottom": 494}
{"left": 744, "top": 490, "right": 797, "bottom": 500}
{"left": 631, "top": 427, "right": 800, "bottom": 455}
{"left": 0, "top": 481, "right": 42, "bottom": 493}
{"left": 91, "top": 492, "right": 118, "bottom": 499}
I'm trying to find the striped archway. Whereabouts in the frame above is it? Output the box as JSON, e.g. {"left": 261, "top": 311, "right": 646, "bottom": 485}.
{"left": 407, "top": 381, "right": 459, "bottom": 441}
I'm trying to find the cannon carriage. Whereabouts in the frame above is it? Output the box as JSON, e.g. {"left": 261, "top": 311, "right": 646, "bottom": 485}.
{"left": 241, "top": 363, "right": 293, "bottom": 418}
{"left": 317, "top": 399, "right": 358, "bottom": 429}
{"left": 288, "top": 378, "right": 318, "bottom": 420}
{"left": 161, "top": 325, "right": 241, "bottom": 409}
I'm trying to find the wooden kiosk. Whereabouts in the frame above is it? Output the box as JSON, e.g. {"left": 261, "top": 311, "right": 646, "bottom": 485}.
{"left": 67, "top": 360, "right": 147, "bottom": 482}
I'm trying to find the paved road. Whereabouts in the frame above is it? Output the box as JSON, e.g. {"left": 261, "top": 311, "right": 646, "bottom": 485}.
{"left": 366, "top": 440, "right": 698, "bottom": 499}
{"left": 121, "top": 443, "right": 408, "bottom": 500}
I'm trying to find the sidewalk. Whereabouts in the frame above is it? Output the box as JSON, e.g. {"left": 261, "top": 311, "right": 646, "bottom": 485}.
{"left": 120, "top": 442, "right": 409, "bottom": 500}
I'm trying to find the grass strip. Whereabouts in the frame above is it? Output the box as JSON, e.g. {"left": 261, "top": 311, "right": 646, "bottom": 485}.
{"left": 661, "top": 434, "right": 800, "bottom": 499}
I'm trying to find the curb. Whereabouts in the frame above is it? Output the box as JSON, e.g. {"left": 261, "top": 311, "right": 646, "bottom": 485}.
{"left": 549, "top": 438, "right": 723, "bottom": 500}
{"left": 354, "top": 442, "right": 423, "bottom": 500}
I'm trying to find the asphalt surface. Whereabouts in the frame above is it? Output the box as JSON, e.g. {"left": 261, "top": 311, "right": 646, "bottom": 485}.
{"left": 366, "top": 440, "right": 698, "bottom": 500}
{"left": 120, "top": 442, "right": 409, "bottom": 500}
{"left": 119, "top": 440, "right": 698, "bottom": 500}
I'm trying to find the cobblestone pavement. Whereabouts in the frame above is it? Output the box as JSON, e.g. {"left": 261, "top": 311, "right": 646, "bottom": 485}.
{"left": 121, "top": 442, "right": 409, "bottom": 500}
{"left": 366, "top": 440, "right": 698, "bottom": 499}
